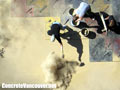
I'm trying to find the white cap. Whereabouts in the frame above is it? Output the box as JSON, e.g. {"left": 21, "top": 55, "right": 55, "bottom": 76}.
{"left": 51, "top": 34, "right": 55, "bottom": 42}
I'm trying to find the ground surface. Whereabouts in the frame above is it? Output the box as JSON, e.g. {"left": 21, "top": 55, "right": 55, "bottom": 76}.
{"left": 0, "top": 0, "right": 120, "bottom": 90}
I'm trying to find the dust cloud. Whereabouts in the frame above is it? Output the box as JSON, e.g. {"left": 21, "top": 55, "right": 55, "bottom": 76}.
{"left": 0, "top": 0, "right": 34, "bottom": 56}
{"left": 42, "top": 52, "right": 79, "bottom": 90}
{"left": 0, "top": 0, "right": 13, "bottom": 48}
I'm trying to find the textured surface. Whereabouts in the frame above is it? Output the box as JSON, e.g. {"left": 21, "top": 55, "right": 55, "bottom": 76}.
{"left": 90, "top": 37, "right": 113, "bottom": 62}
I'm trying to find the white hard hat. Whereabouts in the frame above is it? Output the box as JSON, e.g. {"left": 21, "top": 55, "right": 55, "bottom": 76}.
{"left": 51, "top": 34, "right": 55, "bottom": 42}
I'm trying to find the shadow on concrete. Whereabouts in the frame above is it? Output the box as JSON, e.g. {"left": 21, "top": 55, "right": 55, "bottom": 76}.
{"left": 61, "top": 26, "right": 84, "bottom": 63}
{"left": 86, "top": 31, "right": 96, "bottom": 39}
{"left": 76, "top": 22, "right": 99, "bottom": 29}
{"left": 81, "top": 29, "right": 96, "bottom": 39}
{"left": 74, "top": 22, "right": 98, "bottom": 38}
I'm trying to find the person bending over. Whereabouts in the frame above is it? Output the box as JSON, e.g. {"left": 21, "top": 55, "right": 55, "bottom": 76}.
{"left": 47, "top": 22, "right": 66, "bottom": 58}
{"left": 69, "top": 2, "right": 94, "bottom": 26}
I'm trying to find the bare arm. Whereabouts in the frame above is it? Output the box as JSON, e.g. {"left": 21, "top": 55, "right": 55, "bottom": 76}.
{"left": 75, "top": 16, "right": 83, "bottom": 22}
{"left": 105, "top": 16, "right": 110, "bottom": 20}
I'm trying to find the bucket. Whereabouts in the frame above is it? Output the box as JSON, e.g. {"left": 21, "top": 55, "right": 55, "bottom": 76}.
{"left": 81, "top": 29, "right": 89, "bottom": 37}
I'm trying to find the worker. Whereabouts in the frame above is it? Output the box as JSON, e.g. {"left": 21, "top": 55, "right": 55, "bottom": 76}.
{"left": 47, "top": 21, "right": 66, "bottom": 58}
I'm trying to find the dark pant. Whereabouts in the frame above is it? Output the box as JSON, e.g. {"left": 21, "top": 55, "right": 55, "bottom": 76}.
{"left": 84, "top": 7, "right": 95, "bottom": 19}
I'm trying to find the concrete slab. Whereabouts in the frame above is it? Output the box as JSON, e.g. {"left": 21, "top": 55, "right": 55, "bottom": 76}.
{"left": 11, "top": 0, "right": 27, "bottom": 17}
{"left": 104, "top": 0, "right": 111, "bottom": 4}
{"left": 111, "top": 0, "right": 120, "bottom": 21}
{"left": 88, "top": 0, "right": 112, "bottom": 14}
{"left": 90, "top": 37, "right": 113, "bottom": 62}
{"left": 26, "top": 0, "right": 50, "bottom": 17}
